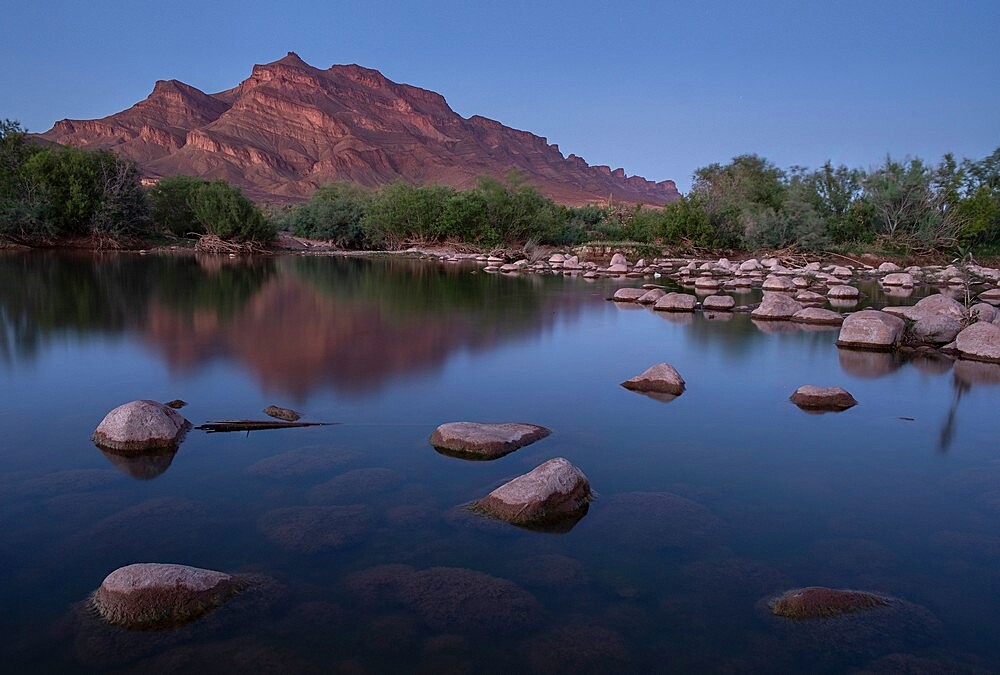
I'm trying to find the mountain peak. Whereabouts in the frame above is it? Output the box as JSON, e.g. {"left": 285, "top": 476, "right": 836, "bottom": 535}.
{"left": 38, "top": 56, "right": 678, "bottom": 205}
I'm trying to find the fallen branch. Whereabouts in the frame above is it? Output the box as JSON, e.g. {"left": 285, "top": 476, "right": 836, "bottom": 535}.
{"left": 195, "top": 420, "right": 334, "bottom": 433}
{"left": 195, "top": 234, "right": 270, "bottom": 255}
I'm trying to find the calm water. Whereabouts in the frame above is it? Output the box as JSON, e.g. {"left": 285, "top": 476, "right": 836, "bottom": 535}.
{"left": 1, "top": 251, "right": 998, "bottom": 673}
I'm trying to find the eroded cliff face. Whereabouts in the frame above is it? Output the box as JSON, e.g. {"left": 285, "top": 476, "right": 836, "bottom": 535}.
{"left": 40, "top": 52, "right": 678, "bottom": 205}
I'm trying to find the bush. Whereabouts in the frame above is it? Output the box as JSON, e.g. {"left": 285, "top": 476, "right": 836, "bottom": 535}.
{"left": 148, "top": 175, "right": 207, "bottom": 237}
{"left": 283, "top": 182, "right": 371, "bottom": 247}
{"left": 189, "top": 180, "right": 275, "bottom": 242}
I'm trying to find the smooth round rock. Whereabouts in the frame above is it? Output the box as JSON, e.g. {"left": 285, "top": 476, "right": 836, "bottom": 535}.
{"left": 702, "top": 295, "right": 736, "bottom": 311}
{"left": 955, "top": 322, "right": 1000, "bottom": 363}
{"left": 911, "top": 315, "right": 962, "bottom": 345}
{"left": 769, "top": 587, "right": 890, "bottom": 619}
{"left": 92, "top": 563, "right": 240, "bottom": 630}
{"left": 911, "top": 293, "right": 967, "bottom": 321}
{"left": 790, "top": 386, "right": 857, "bottom": 411}
{"left": 827, "top": 285, "right": 860, "bottom": 299}
{"left": 881, "top": 272, "right": 914, "bottom": 287}
{"left": 621, "top": 362, "right": 685, "bottom": 396}
{"left": 612, "top": 288, "right": 647, "bottom": 302}
{"left": 792, "top": 308, "right": 843, "bottom": 325}
{"left": 653, "top": 292, "right": 697, "bottom": 312}
{"left": 636, "top": 288, "right": 666, "bottom": 305}
{"left": 474, "top": 457, "right": 592, "bottom": 527}
{"left": 751, "top": 292, "right": 803, "bottom": 320}
{"left": 429, "top": 422, "right": 550, "bottom": 460}
{"left": 837, "top": 310, "right": 905, "bottom": 351}
{"left": 91, "top": 400, "right": 191, "bottom": 452}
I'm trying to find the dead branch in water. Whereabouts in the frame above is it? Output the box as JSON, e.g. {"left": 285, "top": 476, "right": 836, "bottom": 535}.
{"left": 195, "top": 420, "right": 334, "bottom": 433}
{"left": 195, "top": 234, "right": 270, "bottom": 255}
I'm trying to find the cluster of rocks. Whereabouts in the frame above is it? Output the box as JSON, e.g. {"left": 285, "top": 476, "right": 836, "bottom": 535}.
{"left": 837, "top": 292, "right": 1000, "bottom": 363}
{"left": 428, "top": 421, "right": 592, "bottom": 530}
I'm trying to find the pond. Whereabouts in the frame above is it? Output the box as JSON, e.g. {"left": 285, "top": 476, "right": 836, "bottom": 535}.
{"left": 1, "top": 251, "right": 998, "bottom": 673}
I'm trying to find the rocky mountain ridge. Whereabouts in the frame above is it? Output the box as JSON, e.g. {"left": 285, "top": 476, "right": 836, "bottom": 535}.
{"left": 40, "top": 52, "right": 679, "bottom": 205}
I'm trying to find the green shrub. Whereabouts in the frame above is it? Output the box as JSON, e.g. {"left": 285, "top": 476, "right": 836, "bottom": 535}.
{"left": 189, "top": 180, "right": 275, "bottom": 242}
{"left": 148, "top": 175, "right": 207, "bottom": 237}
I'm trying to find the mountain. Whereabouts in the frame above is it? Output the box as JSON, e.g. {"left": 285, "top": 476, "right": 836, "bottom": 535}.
{"left": 39, "top": 52, "right": 679, "bottom": 205}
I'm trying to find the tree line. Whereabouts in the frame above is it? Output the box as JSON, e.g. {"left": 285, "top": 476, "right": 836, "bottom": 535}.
{"left": 3, "top": 118, "right": 998, "bottom": 254}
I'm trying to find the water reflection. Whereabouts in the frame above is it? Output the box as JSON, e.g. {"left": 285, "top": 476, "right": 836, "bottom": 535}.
{"left": 837, "top": 349, "right": 903, "bottom": 378}
{"left": 97, "top": 446, "right": 178, "bottom": 480}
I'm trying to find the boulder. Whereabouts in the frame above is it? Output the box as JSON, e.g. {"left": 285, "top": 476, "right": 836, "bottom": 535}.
{"left": 911, "top": 315, "right": 963, "bottom": 345}
{"left": 911, "top": 293, "right": 967, "bottom": 321}
{"left": 881, "top": 273, "right": 914, "bottom": 287}
{"left": 621, "top": 363, "right": 686, "bottom": 396}
{"left": 636, "top": 288, "right": 666, "bottom": 305}
{"left": 955, "top": 322, "right": 1000, "bottom": 363}
{"left": 762, "top": 275, "right": 796, "bottom": 291}
{"left": 548, "top": 254, "right": 565, "bottom": 264}
{"left": 474, "top": 458, "right": 592, "bottom": 527}
{"left": 795, "top": 290, "right": 826, "bottom": 305}
{"left": 877, "top": 262, "right": 901, "bottom": 272}
{"left": 791, "top": 308, "right": 843, "bottom": 325}
{"left": 769, "top": 587, "right": 889, "bottom": 619}
{"left": 610, "top": 253, "right": 628, "bottom": 267}
{"left": 790, "top": 386, "right": 857, "bottom": 411}
{"left": 751, "top": 293, "right": 803, "bottom": 320}
{"left": 739, "top": 258, "right": 762, "bottom": 271}
{"left": 429, "top": 422, "right": 551, "bottom": 459}
{"left": 694, "top": 277, "right": 721, "bottom": 290}
{"left": 831, "top": 266, "right": 853, "bottom": 277}
{"left": 653, "top": 292, "right": 697, "bottom": 312}
{"left": 978, "top": 288, "right": 1000, "bottom": 306}
{"left": 92, "top": 563, "right": 242, "bottom": 629}
{"left": 837, "top": 310, "right": 905, "bottom": 351}
{"left": 702, "top": 295, "right": 735, "bottom": 311}
{"left": 263, "top": 405, "right": 300, "bottom": 422}
{"left": 561, "top": 256, "right": 581, "bottom": 270}
{"left": 611, "top": 288, "right": 647, "bottom": 303}
{"left": 91, "top": 400, "right": 191, "bottom": 452}
{"left": 827, "top": 285, "right": 860, "bottom": 299}
{"left": 606, "top": 263, "right": 628, "bottom": 273}
{"left": 970, "top": 303, "right": 997, "bottom": 323}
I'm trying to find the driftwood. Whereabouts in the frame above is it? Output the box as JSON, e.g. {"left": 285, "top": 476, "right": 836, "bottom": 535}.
{"left": 195, "top": 234, "right": 270, "bottom": 255}
{"left": 195, "top": 420, "right": 333, "bottom": 433}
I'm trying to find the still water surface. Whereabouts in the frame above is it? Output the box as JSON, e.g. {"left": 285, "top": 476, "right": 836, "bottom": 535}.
{"left": 1, "top": 252, "right": 998, "bottom": 673}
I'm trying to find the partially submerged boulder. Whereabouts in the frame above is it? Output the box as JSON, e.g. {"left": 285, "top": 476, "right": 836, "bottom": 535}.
{"left": 621, "top": 362, "right": 685, "bottom": 396}
{"left": 751, "top": 292, "right": 803, "bottom": 320}
{"left": 827, "top": 285, "right": 860, "bottom": 299}
{"left": 429, "top": 422, "right": 551, "bottom": 460}
{"left": 636, "top": 288, "right": 666, "bottom": 305}
{"left": 955, "top": 322, "right": 1000, "bottom": 363}
{"left": 653, "top": 292, "right": 697, "bottom": 312}
{"left": 92, "top": 400, "right": 191, "bottom": 452}
{"left": 769, "top": 587, "right": 889, "bottom": 619}
{"left": 92, "top": 563, "right": 243, "bottom": 630}
{"left": 702, "top": 294, "right": 736, "bottom": 311}
{"left": 791, "top": 308, "right": 843, "bottom": 325}
{"left": 611, "top": 288, "right": 647, "bottom": 302}
{"left": 790, "top": 386, "right": 857, "bottom": 411}
{"left": 911, "top": 293, "right": 967, "bottom": 321}
{"left": 881, "top": 272, "right": 914, "bottom": 287}
{"left": 474, "top": 457, "right": 592, "bottom": 528}
{"left": 837, "top": 310, "right": 905, "bottom": 351}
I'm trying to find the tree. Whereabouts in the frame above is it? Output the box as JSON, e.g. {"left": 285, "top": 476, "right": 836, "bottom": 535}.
{"left": 284, "top": 181, "right": 371, "bottom": 247}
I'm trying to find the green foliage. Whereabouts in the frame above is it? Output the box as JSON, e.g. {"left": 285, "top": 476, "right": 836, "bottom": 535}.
{"left": 282, "top": 181, "right": 371, "bottom": 247}
{"left": 148, "top": 175, "right": 207, "bottom": 237}
{"left": 189, "top": 180, "right": 275, "bottom": 242}
{"left": 362, "top": 181, "right": 453, "bottom": 248}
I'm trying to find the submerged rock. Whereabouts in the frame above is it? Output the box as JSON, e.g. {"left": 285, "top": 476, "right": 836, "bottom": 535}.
{"left": 307, "top": 467, "right": 403, "bottom": 504}
{"left": 769, "top": 587, "right": 889, "bottom": 619}
{"left": 245, "top": 445, "right": 359, "bottom": 479}
{"left": 92, "top": 563, "right": 242, "bottom": 630}
{"left": 92, "top": 400, "right": 191, "bottom": 452}
{"left": 955, "top": 322, "right": 1000, "bottom": 362}
{"left": 474, "top": 457, "right": 592, "bottom": 528}
{"left": 837, "top": 310, "right": 905, "bottom": 351}
{"left": 346, "top": 564, "right": 542, "bottom": 635}
{"left": 263, "top": 405, "right": 301, "bottom": 422}
{"left": 259, "top": 505, "right": 373, "bottom": 553}
{"left": 621, "top": 362, "right": 686, "bottom": 396}
{"left": 429, "top": 422, "right": 551, "bottom": 460}
{"left": 790, "top": 386, "right": 857, "bottom": 411}
{"left": 590, "top": 491, "right": 723, "bottom": 551}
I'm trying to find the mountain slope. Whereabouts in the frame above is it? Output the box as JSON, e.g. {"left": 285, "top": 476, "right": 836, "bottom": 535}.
{"left": 40, "top": 52, "right": 679, "bottom": 205}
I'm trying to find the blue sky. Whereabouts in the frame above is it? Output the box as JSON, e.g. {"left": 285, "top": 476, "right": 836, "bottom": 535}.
{"left": 2, "top": 0, "right": 997, "bottom": 191}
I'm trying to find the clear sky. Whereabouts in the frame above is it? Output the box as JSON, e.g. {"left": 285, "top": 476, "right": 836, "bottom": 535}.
{"left": 2, "top": 0, "right": 997, "bottom": 191}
